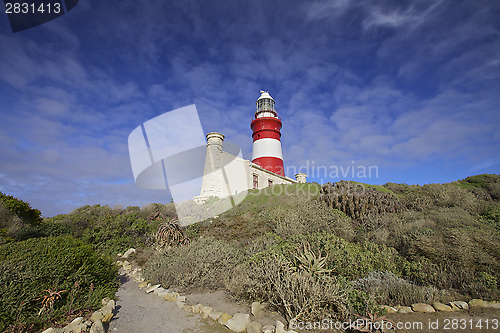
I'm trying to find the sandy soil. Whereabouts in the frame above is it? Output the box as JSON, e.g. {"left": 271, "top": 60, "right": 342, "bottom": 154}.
{"left": 107, "top": 271, "right": 285, "bottom": 333}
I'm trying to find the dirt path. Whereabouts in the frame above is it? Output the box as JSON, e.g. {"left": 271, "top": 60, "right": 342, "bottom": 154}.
{"left": 107, "top": 271, "right": 285, "bottom": 333}
{"left": 107, "top": 273, "right": 205, "bottom": 333}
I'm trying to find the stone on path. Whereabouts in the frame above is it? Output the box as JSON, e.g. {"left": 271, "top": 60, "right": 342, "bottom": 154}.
{"left": 122, "top": 261, "right": 132, "bottom": 271}
{"left": 490, "top": 302, "right": 500, "bottom": 309}
{"left": 397, "top": 306, "right": 413, "bottom": 313}
{"left": 209, "top": 311, "right": 223, "bottom": 321}
{"left": 411, "top": 303, "right": 435, "bottom": 313}
{"left": 469, "top": 299, "right": 484, "bottom": 308}
{"left": 225, "top": 313, "right": 251, "bottom": 332}
{"left": 432, "top": 302, "right": 453, "bottom": 312}
{"left": 381, "top": 305, "right": 398, "bottom": 314}
{"left": 262, "top": 325, "right": 275, "bottom": 333}
{"left": 201, "top": 306, "right": 213, "bottom": 319}
{"left": 62, "top": 317, "right": 86, "bottom": 333}
{"left": 146, "top": 284, "right": 161, "bottom": 293}
{"left": 122, "top": 248, "right": 136, "bottom": 258}
{"left": 218, "top": 313, "right": 232, "bottom": 325}
{"left": 247, "top": 321, "right": 262, "bottom": 333}
{"left": 276, "top": 321, "right": 286, "bottom": 333}
{"left": 193, "top": 303, "right": 204, "bottom": 313}
{"left": 251, "top": 302, "right": 262, "bottom": 316}
{"left": 450, "top": 301, "right": 468, "bottom": 310}
{"left": 90, "top": 319, "right": 105, "bottom": 333}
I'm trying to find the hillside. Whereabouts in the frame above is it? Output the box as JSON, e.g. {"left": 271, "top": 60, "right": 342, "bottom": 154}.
{"left": 1, "top": 174, "right": 499, "bottom": 332}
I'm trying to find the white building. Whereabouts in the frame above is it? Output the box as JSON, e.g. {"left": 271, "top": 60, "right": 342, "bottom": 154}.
{"left": 195, "top": 92, "right": 306, "bottom": 203}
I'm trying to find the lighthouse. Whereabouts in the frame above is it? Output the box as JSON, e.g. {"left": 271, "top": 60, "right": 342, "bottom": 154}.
{"left": 251, "top": 91, "right": 285, "bottom": 176}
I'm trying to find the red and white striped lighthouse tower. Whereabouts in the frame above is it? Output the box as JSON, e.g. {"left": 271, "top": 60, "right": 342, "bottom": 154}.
{"left": 251, "top": 91, "right": 285, "bottom": 176}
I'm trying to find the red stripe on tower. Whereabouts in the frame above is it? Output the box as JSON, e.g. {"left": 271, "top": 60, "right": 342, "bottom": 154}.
{"left": 251, "top": 91, "right": 285, "bottom": 176}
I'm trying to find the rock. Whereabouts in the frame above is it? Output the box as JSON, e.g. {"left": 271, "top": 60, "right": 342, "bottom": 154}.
{"left": 42, "top": 328, "right": 62, "bottom": 333}
{"left": 158, "top": 292, "right": 170, "bottom": 300}
{"left": 450, "top": 301, "right": 469, "bottom": 310}
{"left": 201, "top": 306, "right": 213, "bottom": 319}
{"left": 122, "top": 248, "right": 136, "bottom": 258}
{"left": 146, "top": 284, "right": 161, "bottom": 293}
{"left": 490, "top": 302, "right": 500, "bottom": 309}
{"left": 262, "top": 325, "right": 275, "bottom": 333}
{"left": 122, "top": 261, "right": 132, "bottom": 271}
{"left": 447, "top": 302, "right": 460, "bottom": 311}
{"left": 483, "top": 301, "right": 492, "bottom": 308}
{"left": 218, "top": 313, "right": 232, "bottom": 325}
{"left": 432, "top": 302, "right": 453, "bottom": 312}
{"left": 90, "top": 311, "right": 104, "bottom": 322}
{"left": 411, "top": 303, "right": 435, "bottom": 313}
{"left": 247, "top": 321, "right": 262, "bottom": 333}
{"left": 134, "top": 277, "right": 145, "bottom": 283}
{"left": 101, "top": 300, "right": 115, "bottom": 316}
{"left": 469, "top": 299, "right": 484, "bottom": 308}
{"left": 176, "top": 297, "right": 186, "bottom": 308}
{"left": 193, "top": 304, "right": 204, "bottom": 313}
{"left": 101, "top": 297, "right": 111, "bottom": 306}
{"left": 276, "top": 320, "right": 286, "bottom": 333}
{"left": 101, "top": 312, "right": 113, "bottom": 324}
{"left": 164, "top": 293, "right": 177, "bottom": 302}
{"left": 209, "top": 311, "right": 223, "bottom": 321}
{"left": 381, "top": 305, "right": 398, "bottom": 314}
{"left": 115, "top": 260, "right": 123, "bottom": 267}
{"left": 138, "top": 281, "right": 148, "bottom": 288}
{"left": 251, "top": 302, "right": 262, "bottom": 316}
{"left": 62, "top": 317, "right": 85, "bottom": 333}
{"left": 226, "top": 313, "right": 251, "bottom": 332}
{"left": 153, "top": 287, "right": 166, "bottom": 295}
{"left": 90, "top": 319, "right": 105, "bottom": 333}
{"left": 398, "top": 306, "right": 413, "bottom": 313}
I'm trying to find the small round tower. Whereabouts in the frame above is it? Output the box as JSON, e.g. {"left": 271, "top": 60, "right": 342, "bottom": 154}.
{"left": 251, "top": 91, "right": 284, "bottom": 176}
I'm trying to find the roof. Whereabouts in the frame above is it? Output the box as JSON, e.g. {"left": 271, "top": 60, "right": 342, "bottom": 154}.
{"left": 257, "top": 90, "right": 274, "bottom": 102}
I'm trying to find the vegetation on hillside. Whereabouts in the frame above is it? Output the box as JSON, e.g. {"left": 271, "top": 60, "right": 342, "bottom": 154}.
{"left": 1, "top": 174, "right": 499, "bottom": 331}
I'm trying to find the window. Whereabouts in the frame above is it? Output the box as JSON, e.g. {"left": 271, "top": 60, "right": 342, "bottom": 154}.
{"left": 268, "top": 179, "right": 273, "bottom": 187}
{"left": 253, "top": 174, "right": 259, "bottom": 189}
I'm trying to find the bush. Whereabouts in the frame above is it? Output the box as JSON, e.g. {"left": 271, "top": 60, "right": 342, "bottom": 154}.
{"left": 227, "top": 254, "right": 351, "bottom": 327}
{"left": 352, "top": 271, "right": 443, "bottom": 306}
{"left": 0, "top": 236, "right": 118, "bottom": 332}
{"left": 0, "top": 192, "right": 42, "bottom": 228}
{"left": 268, "top": 198, "right": 354, "bottom": 241}
{"left": 320, "top": 181, "right": 405, "bottom": 221}
{"left": 401, "top": 184, "right": 478, "bottom": 212}
{"left": 38, "top": 205, "right": 165, "bottom": 255}
{"left": 143, "top": 237, "right": 241, "bottom": 292}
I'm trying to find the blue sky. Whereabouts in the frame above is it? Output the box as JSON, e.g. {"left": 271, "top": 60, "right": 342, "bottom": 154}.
{"left": 0, "top": 0, "right": 499, "bottom": 217}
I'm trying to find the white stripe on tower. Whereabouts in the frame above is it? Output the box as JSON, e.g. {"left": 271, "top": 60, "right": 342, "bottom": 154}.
{"left": 252, "top": 138, "right": 283, "bottom": 160}
{"left": 251, "top": 91, "right": 285, "bottom": 176}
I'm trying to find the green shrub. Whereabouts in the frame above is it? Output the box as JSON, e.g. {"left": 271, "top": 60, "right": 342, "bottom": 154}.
{"left": 352, "top": 271, "right": 444, "bottom": 306}
{"left": 0, "top": 192, "right": 42, "bottom": 228}
{"left": 227, "top": 253, "right": 351, "bottom": 326}
{"left": 320, "top": 181, "right": 405, "bottom": 221}
{"left": 268, "top": 198, "right": 354, "bottom": 241}
{"left": 401, "top": 184, "right": 478, "bottom": 212}
{"left": 143, "top": 237, "right": 241, "bottom": 292}
{"left": 0, "top": 236, "right": 118, "bottom": 332}
{"left": 455, "top": 174, "right": 500, "bottom": 200}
